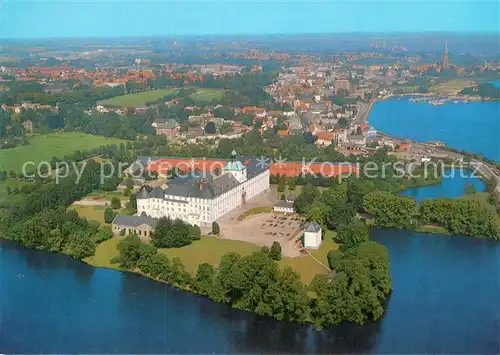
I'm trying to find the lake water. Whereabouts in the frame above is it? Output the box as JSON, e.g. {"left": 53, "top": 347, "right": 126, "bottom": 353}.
{"left": 368, "top": 97, "right": 500, "bottom": 161}
{"left": 399, "top": 167, "right": 485, "bottom": 201}
{"left": 1, "top": 173, "right": 499, "bottom": 354}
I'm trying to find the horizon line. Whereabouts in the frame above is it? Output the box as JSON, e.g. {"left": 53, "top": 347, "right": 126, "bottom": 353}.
{"left": 2, "top": 31, "right": 499, "bottom": 41}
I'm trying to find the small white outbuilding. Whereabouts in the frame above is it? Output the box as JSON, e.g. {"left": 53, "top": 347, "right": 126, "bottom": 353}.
{"left": 303, "top": 221, "right": 322, "bottom": 249}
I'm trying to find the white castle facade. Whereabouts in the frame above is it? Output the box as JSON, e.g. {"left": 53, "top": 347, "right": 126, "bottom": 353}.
{"left": 136, "top": 155, "right": 270, "bottom": 226}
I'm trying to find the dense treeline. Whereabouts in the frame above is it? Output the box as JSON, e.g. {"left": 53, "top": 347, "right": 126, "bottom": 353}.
{"left": 419, "top": 198, "right": 499, "bottom": 239}
{"left": 115, "top": 233, "right": 391, "bottom": 328}
{"left": 289, "top": 161, "right": 498, "bottom": 240}
{"left": 460, "top": 83, "right": 500, "bottom": 98}
{"left": 363, "top": 191, "right": 417, "bottom": 230}
{"left": 0, "top": 159, "right": 125, "bottom": 257}
{"left": 0, "top": 83, "right": 125, "bottom": 107}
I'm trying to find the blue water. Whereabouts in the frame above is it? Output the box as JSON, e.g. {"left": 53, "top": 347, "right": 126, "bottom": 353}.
{"left": 368, "top": 98, "right": 500, "bottom": 161}
{"left": 489, "top": 80, "right": 500, "bottom": 88}
{"left": 1, "top": 173, "right": 499, "bottom": 354}
{"left": 400, "top": 168, "right": 485, "bottom": 201}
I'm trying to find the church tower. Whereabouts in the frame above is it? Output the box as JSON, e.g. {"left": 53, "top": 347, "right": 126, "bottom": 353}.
{"left": 442, "top": 41, "right": 450, "bottom": 69}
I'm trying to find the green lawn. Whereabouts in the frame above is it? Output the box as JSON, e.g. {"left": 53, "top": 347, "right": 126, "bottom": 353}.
{"left": 70, "top": 205, "right": 108, "bottom": 225}
{"left": 279, "top": 231, "right": 338, "bottom": 284}
{"left": 98, "top": 88, "right": 225, "bottom": 107}
{"left": 87, "top": 189, "right": 131, "bottom": 201}
{"left": 98, "top": 88, "right": 179, "bottom": 106}
{"left": 0, "top": 132, "right": 124, "bottom": 172}
{"left": 160, "top": 236, "right": 260, "bottom": 274}
{"left": 189, "top": 89, "right": 225, "bottom": 103}
{"left": 83, "top": 237, "right": 121, "bottom": 269}
{"left": 85, "top": 231, "right": 339, "bottom": 285}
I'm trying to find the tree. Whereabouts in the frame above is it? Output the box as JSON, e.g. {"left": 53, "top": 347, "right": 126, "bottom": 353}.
{"left": 294, "top": 183, "right": 320, "bottom": 214}
{"left": 269, "top": 241, "right": 282, "bottom": 261}
{"left": 151, "top": 217, "right": 194, "bottom": 248}
{"left": 363, "top": 191, "right": 417, "bottom": 229}
{"left": 110, "top": 197, "right": 121, "bottom": 210}
{"left": 118, "top": 233, "right": 142, "bottom": 269}
{"left": 325, "top": 200, "right": 356, "bottom": 230}
{"left": 129, "top": 193, "right": 137, "bottom": 210}
{"left": 191, "top": 225, "right": 201, "bottom": 240}
{"left": 212, "top": 221, "right": 220, "bottom": 235}
{"left": 195, "top": 262, "right": 216, "bottom": 295}
{"left": 124, "top": 178, "right": 134, "bottom": 189}
{"left": 327, "top": 249, "right": 343, "bottom": 270}
{"left": 66, "top": 231, "right": 96, "bottom": 259}
{"left": 104, "top": 207, "right": 116, "bottom": 224}
{"left": 336, "top": 221, "right": 369, "bottom": 249}
{"left": 277, "top": 177, "right": 286, "bottom": 193}
{"left": 204, "top": 121, "right": 217, "bottom": 134}
{"left": 305, "top": 203, "right": 328, "bottom": 224}
{"left": 170, "top": 257, "right": 191, "bottom": 286}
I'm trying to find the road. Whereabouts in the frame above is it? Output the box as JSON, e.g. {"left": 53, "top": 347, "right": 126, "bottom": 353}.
{"left": 353, "top": 99, "right": 376, "bottom": 125}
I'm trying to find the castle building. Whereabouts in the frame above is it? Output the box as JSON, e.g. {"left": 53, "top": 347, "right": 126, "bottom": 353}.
{"left": 136, "top": 152, "right": 270, "bottom": 226}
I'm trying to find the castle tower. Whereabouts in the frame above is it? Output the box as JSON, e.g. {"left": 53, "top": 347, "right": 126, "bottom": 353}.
{"left": 223, "top": 150, "right": 247, "bottom": 183}
{"left": 442, "top": 41, "right": 450, "bottom": 69}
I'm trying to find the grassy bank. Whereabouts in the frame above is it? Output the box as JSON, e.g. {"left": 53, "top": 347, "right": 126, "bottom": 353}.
{"left": 0, "top": 132, "right": 124, "bottom": 172}
{"left": 85, "top": 231, "right": 339, "bottom": 284}
{"left": 237, "top": 206, "right": 273, "bottom": 221}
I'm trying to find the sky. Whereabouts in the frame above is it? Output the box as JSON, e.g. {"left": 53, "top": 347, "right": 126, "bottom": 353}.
{"left": 1, "top": 0, "right": 499, "bottom": 38}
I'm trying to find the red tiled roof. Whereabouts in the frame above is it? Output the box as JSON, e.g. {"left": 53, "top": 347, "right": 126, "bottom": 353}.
{"left": 270, "top": 162, "right": 358, "bottom": 177}
{"left": 148, "top": 158, "right": 226, "bottom": 175}
{"left": 316, "top": 131, "right": 334, "bottom": 141}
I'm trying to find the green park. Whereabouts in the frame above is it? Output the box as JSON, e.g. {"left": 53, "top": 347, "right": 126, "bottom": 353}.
{"left": 97, "top": 87, "right": 225, "bottom": 106}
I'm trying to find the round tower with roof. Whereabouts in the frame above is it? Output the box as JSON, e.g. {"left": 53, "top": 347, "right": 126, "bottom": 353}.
{"left": 223, "top": 150, "right": 247, "bottom": 183}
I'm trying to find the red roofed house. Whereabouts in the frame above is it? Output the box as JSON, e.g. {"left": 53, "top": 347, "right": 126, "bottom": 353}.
{"left": 277, "top": 129, "right": 290, "bottom": 137}
{"left": 315, "top": 131, "right": 334, "bottom": 146}
{"left": 397, "top": 142, "right": 411, "bottom": 151}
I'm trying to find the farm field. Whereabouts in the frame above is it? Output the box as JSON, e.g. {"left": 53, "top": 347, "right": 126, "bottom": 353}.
{"left": 0, "top": 132, "right": 124, "bottom": 172}
{"left": 98, "top": 87, "right": 225, "bottom": 106}
{"left": 429, "top": 79, "right": 476, "bottom": 94}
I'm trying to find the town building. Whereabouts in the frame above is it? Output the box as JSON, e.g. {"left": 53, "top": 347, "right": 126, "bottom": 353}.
{"left": 303, "top": 221, "right": 322, "bottom": 249}
{"left": 273, "top": 195, "right": 296, "bottom": 213}
{"left": 273, "top": 200, "right": 295, "bottom": 213}
{"left": 152, "top": 118, "right": 181, "bottom": 137}
{"left": 136, "top": 151, "right": 270, "bottom": 226}
{"left": 366, "top": 126, "right": 378, "bottom": 138}
{"left": 315, "top": 131, "right": 334, "bottom": 146}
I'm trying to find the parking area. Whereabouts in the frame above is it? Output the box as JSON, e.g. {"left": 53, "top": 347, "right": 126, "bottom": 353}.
{"left": 219, "top": 211, "right": 305, "bottom": 258}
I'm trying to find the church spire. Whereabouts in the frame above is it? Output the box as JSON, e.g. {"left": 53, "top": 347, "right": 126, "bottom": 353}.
{"left": 441, "top": 41, "right": 450, "bottom": 69}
